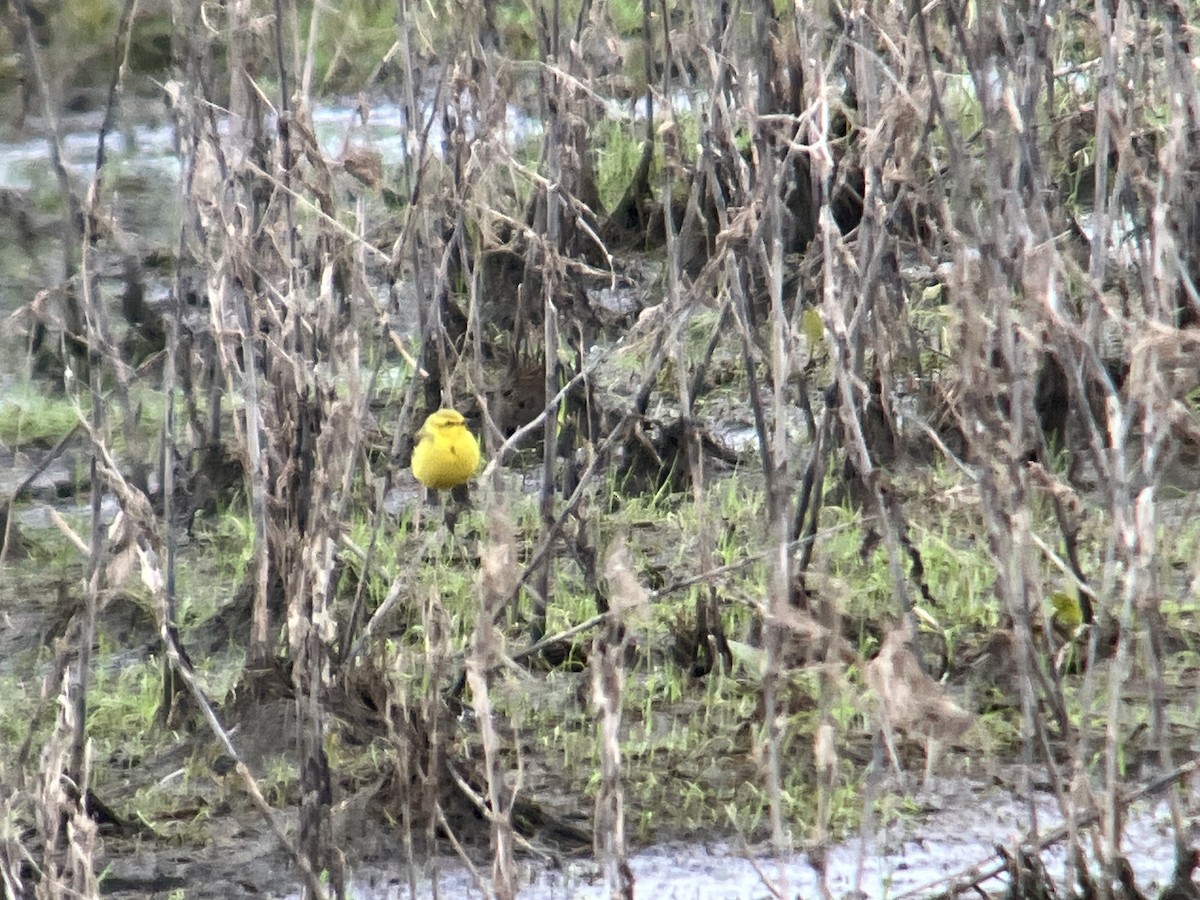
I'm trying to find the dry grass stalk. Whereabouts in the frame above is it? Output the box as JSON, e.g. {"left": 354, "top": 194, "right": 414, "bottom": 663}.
{"left": 34, "top": 681, "right": 98, "bottom": 900}
{"left": 466, "top": 508, "right": 522, "bottom": 899}
{"left": 591, "top": 539, "right": 646, "bottom": 900}
{"left": 463, "top": 657, "right": 517, "bottom": 899}
{"left": 813, "top": 718, "right": 838, "bottom": 879}
{"left": 479, "top": 509, "right": 520, "bottom": 624}
{"left": 0, "top": 787, "right": 24, "bottom": 900}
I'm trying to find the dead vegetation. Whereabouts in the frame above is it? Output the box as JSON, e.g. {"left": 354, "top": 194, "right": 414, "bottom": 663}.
{"left": 2, "top": 0, "right": 1200, "bottom": 897}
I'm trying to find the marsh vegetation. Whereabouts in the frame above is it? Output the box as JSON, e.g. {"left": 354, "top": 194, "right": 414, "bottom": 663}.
{"left": 1, "top": 0, "right": 1200, "bottom": 897}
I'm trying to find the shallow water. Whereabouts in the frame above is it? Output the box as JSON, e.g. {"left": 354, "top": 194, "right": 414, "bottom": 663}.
{"left": 0, "top": 98, "right": 545, "bottom": 195}
{"left": 288, "top": 775, "right": 1192, "bottom": 899}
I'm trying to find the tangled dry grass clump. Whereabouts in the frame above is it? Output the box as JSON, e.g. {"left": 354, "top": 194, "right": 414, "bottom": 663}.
{"left": 2, "top": 0, "right": 1200, "bottom": 897}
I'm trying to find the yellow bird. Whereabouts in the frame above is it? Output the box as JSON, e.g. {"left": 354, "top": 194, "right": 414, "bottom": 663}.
{"left": 410, "top": 409, "right": 480, "bottom": 490}
{"left": 1049, "top": 591, "right": 1084, "bottom": 634}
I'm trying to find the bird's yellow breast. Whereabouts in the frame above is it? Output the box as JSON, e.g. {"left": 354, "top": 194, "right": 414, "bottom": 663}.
{"left": 411, "top": 409, "right": 480, "bottom": 490}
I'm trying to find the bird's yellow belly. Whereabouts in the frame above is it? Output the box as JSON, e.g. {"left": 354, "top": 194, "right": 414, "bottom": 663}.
{"left": 411, "top": 434, "right": 479, "bottom": 489}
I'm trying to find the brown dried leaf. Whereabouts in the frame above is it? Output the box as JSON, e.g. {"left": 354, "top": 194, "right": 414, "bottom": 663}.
{"left": 479, "top": 508, "right": 519, "bottom": 621}
{"left": 603, "top": 537, "right": 650, "bottom": 620}
{"left": 814, "top": 722, "right": 837, "bottom": 776}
